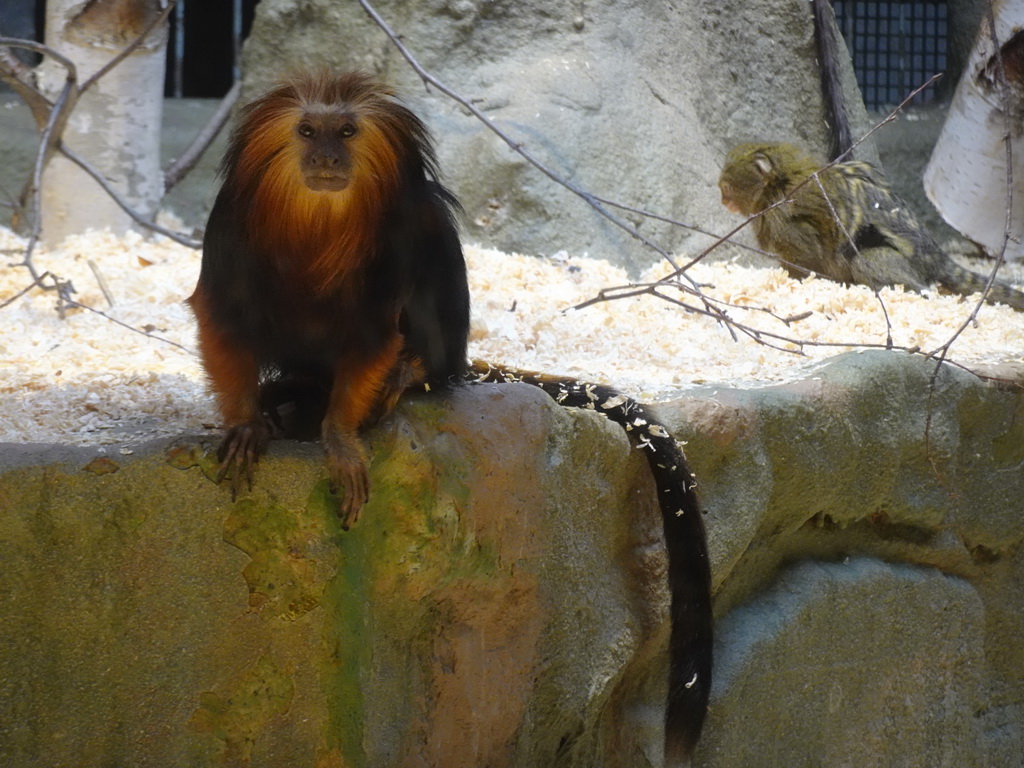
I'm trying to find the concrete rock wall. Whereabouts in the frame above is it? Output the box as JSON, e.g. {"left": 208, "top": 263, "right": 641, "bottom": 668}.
{"left": 0, "top": 384, "right": 671, "bottom": 767}
{"left": 2, "top": 351, "right": 1022, "bottom": 767}
{"left": 668, "top": 351, "right": 1024, "bottom": 767}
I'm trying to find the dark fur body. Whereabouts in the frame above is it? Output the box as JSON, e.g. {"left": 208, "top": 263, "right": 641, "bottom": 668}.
{"left": 719, "top": 142, "right": 1024, "bottom": 310}
{"left": 190, "top": 71, "right": 469, "bottom": 522}
{"left": 198, "top": 176, "right": 468, "bottom": 385}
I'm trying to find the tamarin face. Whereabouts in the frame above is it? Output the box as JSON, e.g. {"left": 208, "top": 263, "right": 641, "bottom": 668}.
{"left": 228, "top": 71, "right": 414, "bottom": 213}
{"left": 718, "top": 143, "right": 778, "bottom": 216}
{"left": 719, "top": 142, "right": 824, "bottom": 217}
{"left": 295, "top": 105, "right": 358, "bottom": 192}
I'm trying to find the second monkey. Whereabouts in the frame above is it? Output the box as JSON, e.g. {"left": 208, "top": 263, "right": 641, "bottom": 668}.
{"left": 719, "top": 142, "right": 1024, "bottom": 310}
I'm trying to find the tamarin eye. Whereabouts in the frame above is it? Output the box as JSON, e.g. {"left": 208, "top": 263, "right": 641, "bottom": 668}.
{"left": 298, "top": 122, "right": 315, "bottom": 138}
{"left": 339, "top": 123, "right": 357, "bottom": 139}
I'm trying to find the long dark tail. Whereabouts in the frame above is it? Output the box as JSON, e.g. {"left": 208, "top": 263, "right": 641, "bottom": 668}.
{"left": 941, "top": 264, "right": 1024, "bottom": 312}
{"left": 468, "top": 361, "right": 712, "bottom": 762}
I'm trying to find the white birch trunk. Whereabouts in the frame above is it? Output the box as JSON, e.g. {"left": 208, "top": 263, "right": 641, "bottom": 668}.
{"left": 36, "top": 0, "right": 167, "bottom": 245}
{"left": 923, "top": 0, "right": 1024, "bottom": 261}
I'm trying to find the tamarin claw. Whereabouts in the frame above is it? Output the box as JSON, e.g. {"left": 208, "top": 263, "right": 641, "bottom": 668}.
{"left": 323, "top": 426, "right": 370, "bottom": 528}
{"left": 215, "top": 420, "right": 270, "bottom": 499}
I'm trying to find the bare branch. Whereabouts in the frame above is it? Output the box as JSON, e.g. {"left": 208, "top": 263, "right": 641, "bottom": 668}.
{"left": 0, "top": 270, "right": 52, "bottom": 310}
{"left": 0, "top": 31, "right": 200, "bottom": 357}
{"left": 356, "top": 0, "right": 774, "bottom": 349}
{"left": 63, "top": 298, "right": 193, "bottom": 353}
{"left": 1, "top": 36, "right": 201, "bottom": 252}
{"left": 357, "top": 0, "right": 685, "bottom": 272}
{"left": 59, "top": 144, "right": 201, "bottom": 247}
{"left": 87, "top": 259, "right": 115, "bottom": 308}
{"left": 356, "top": 3, "right": 983, "bottom": 365}
{"left": 1, "top": 264, "right": 192, "bottom": 355}
{"left": 589, "top": 194, "right": 778, "bottom": 261}
{"left": 164, "top": 79, "right": 241, "bottom": 191}
{"left": 0, "top": 46, "right": 52, "bottom": 128}
{"left": 6, "top": 39, "right": 80, "bottom": 293}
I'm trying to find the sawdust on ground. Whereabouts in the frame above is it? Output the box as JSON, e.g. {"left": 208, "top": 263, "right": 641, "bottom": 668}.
{"left": 1, "top": 225, "right": 1021, "bottom": 446}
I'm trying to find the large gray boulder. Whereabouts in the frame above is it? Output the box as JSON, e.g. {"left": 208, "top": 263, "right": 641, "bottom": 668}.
{"left": 239, "top": 0, "right": 873, "bottom": 272}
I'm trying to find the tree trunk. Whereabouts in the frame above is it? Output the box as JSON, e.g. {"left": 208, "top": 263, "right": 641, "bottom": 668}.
{"left": 36, "top": 0, "right": 167, "bottom": 245}
{"left": 923, "top": 0, "right": 1024, "bottom": 261}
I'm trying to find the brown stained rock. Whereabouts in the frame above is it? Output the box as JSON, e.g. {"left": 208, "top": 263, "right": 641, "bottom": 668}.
{"left": 0, "top": 383, "right": 665, "bottom": 768}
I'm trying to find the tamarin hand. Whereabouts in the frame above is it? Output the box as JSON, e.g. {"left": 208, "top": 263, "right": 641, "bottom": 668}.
{"left": 322, "top": 426, "right": 370, "bottom": 529}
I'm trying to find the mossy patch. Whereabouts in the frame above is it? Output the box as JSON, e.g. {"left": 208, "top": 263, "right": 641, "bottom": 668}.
{"left": 189, "top": 653, "right": 295, "bottom": 766}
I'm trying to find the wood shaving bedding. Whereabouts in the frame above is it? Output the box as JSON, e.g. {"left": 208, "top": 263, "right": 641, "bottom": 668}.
{"left": 0, "top": 225, "right": 1020, "bottom": 446}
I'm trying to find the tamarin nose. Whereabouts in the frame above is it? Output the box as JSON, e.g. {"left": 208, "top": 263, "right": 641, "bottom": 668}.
{"left": 312, "top": 153, "right": 343, "bottom": 168}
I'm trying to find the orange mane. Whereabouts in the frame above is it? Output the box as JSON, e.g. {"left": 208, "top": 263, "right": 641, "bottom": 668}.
{"left": 228, "top": 71, "right": 422, "bottom": 290}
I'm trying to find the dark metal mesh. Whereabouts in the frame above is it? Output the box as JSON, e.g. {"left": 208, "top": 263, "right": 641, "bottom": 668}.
{"left": 834, "top": 1, "right": 948, "bottom": 109}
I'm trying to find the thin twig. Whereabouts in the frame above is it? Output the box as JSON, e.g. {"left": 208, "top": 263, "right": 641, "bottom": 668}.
{"left": 591, "top": 194, "right": 774, "bottom": 259}
{"left": 359, "top": 4, "right": 972, "bottom": 360}
{"left": 1, "top": 37, "right": 201, "bottom": 251}
{"left": 11, "top": 40, "right": 79, "bottom": 299}
{"left": 577, "top": 76, "right": 973, "bottom": 369}
{"left": 0, "top": 270, "right": 52, "bottom": 310}
{"left": 164, "top": 79, "right": 241, "bottom": 191}
{"left": 87, "top": 259, "right": 115, "bottom": 308}
{"left": 59, "top": 144, "right": 201, "bottom": 247}
{"left": 357, "top": 0, "right": 684, "bottom": 270}
{"left": 357, "top": 0, "right": 759, "bottom": 346}
{"left": 63, "top": 298, "right": 193, "bottom": 353}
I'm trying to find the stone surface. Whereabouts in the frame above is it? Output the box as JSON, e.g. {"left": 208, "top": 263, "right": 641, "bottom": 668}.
{"left": 662, "top": 350, "right": 1024, "bottom": 767}
{"left": 0, "top": 383, "right": 670, "bottom": 768}
{"left": 1, "top": 351, "right": 1023, "bottom": 767}
{"left": 698, "top": 558, "right": 986, "bottom": 767}
{"left": 239, "top": 0, "right": 875, "bottom": 272}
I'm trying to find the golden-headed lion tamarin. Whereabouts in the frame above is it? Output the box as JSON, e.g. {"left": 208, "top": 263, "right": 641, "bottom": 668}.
{"left": 189, "top": 70, "right": 470, "bottom": 525}
{"left": 719, "top": 141, "right": 1024, "bottom": 310}
{"left": 190, "top": 71, "right": 710, "bottom": 759}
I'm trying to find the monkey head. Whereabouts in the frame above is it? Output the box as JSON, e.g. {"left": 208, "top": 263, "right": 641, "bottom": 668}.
{"left": 226, "top": 70, "right": 430, "bottom": 210}
{"left": 719, "top": 142, "right": 821, "bottom": 216}
{"left": 718, "top": 143, "right": 779, "bottom": 215}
